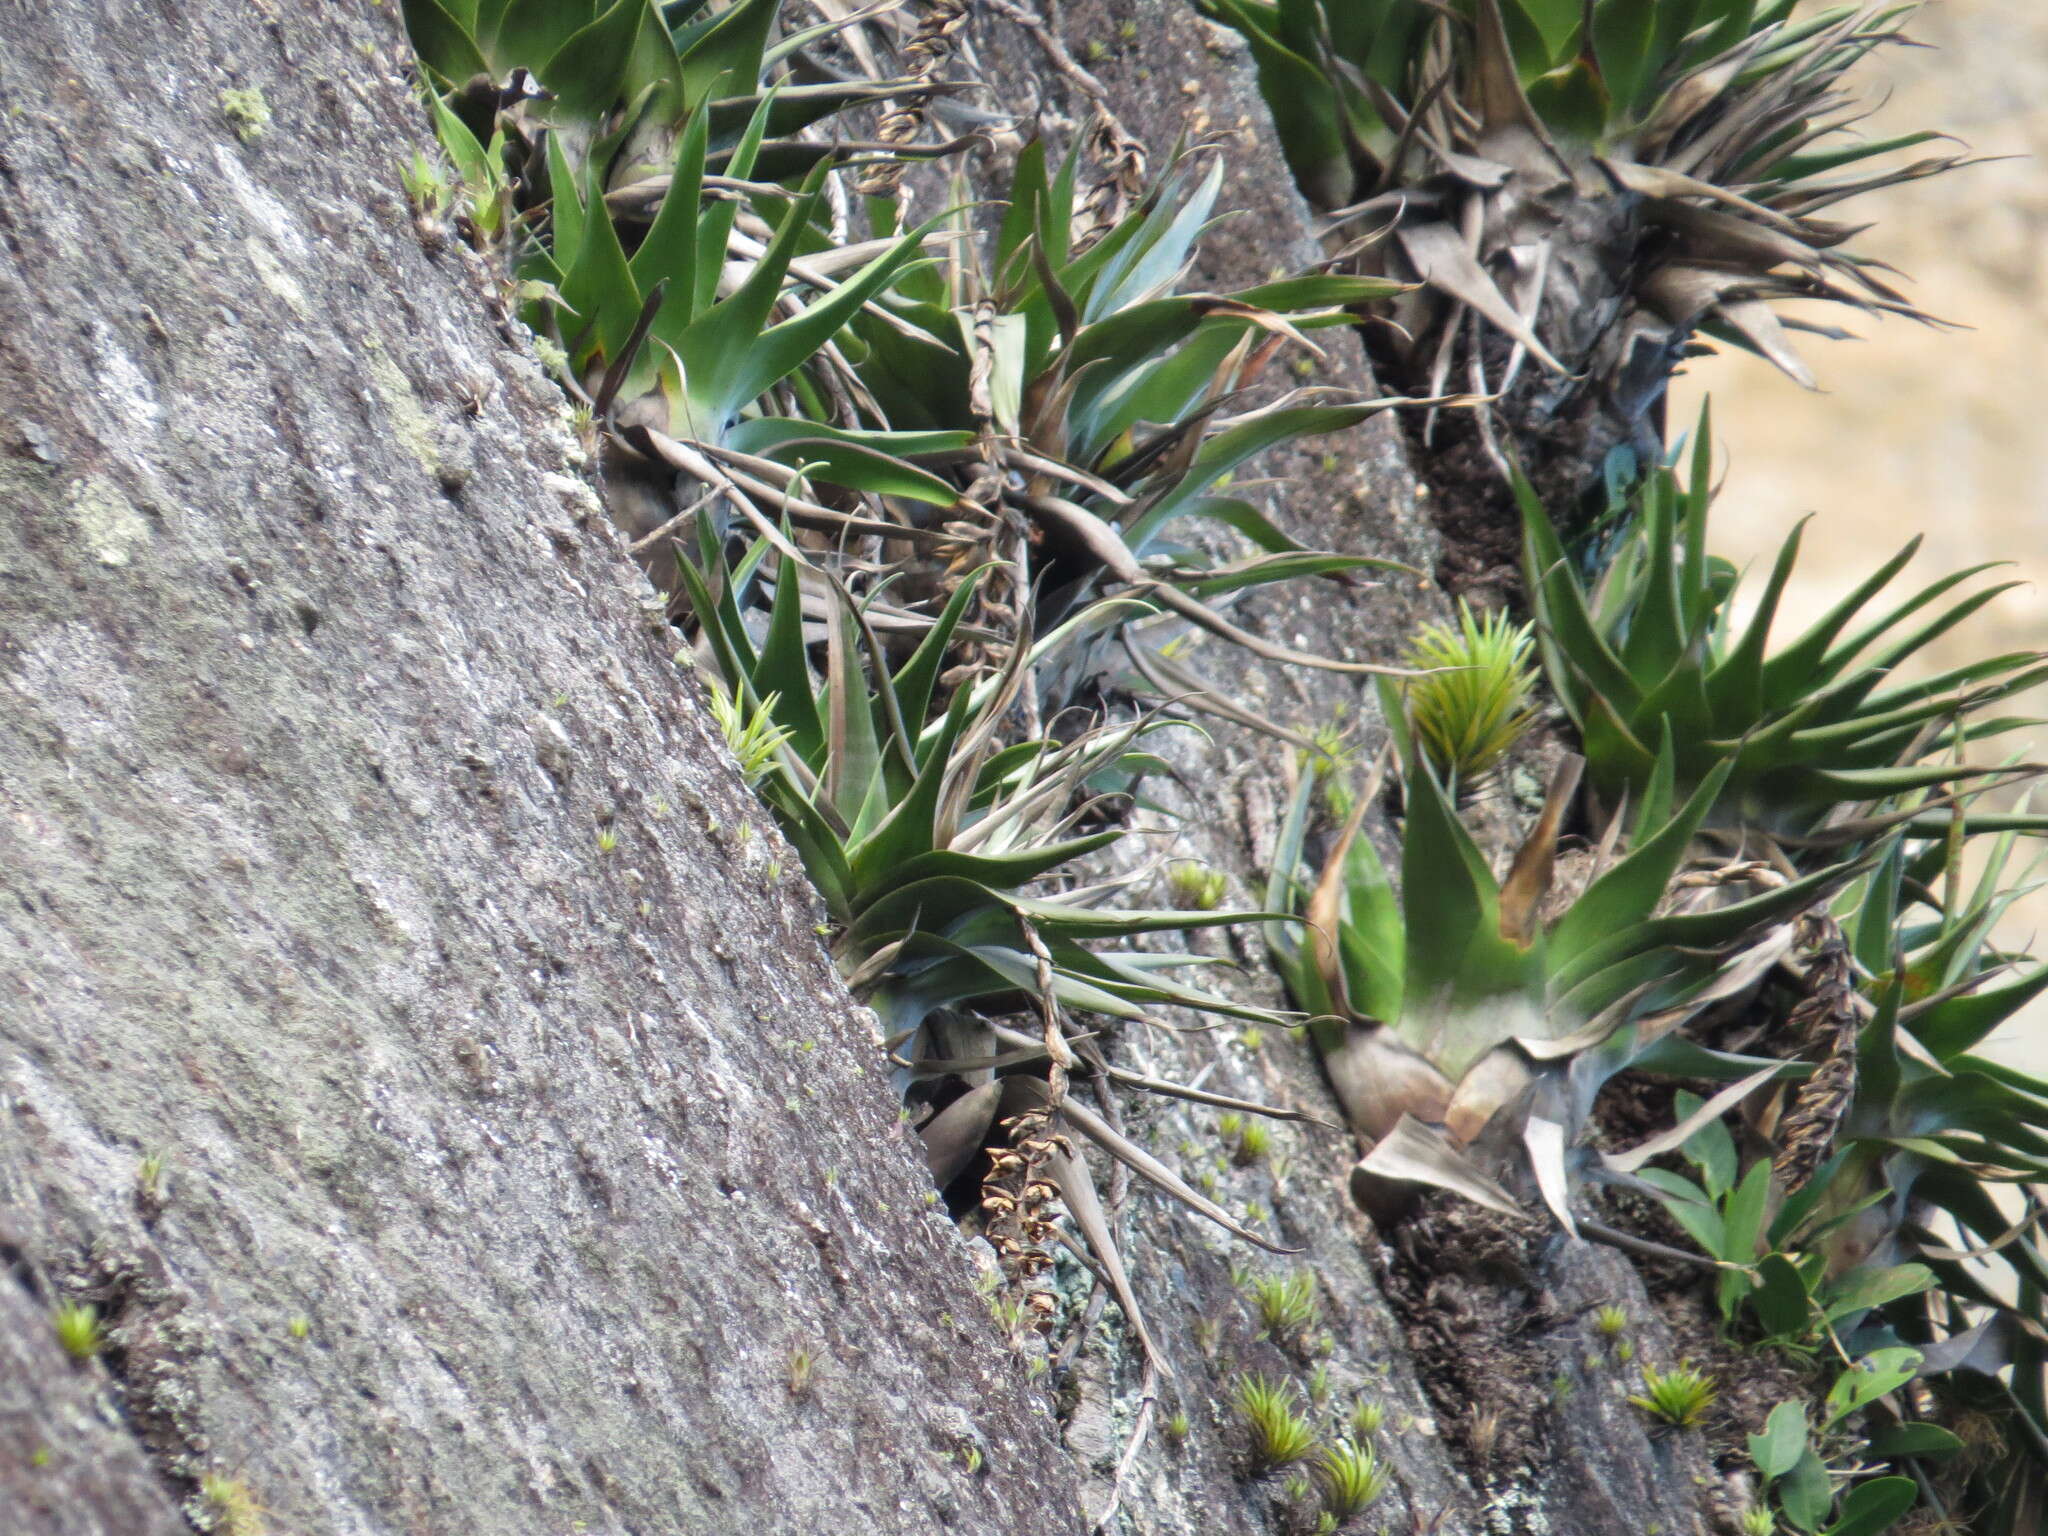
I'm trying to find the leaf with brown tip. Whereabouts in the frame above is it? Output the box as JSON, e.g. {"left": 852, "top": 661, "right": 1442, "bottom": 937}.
{"left": 1498, "top": 753, "right": 1584, "bottom": 946}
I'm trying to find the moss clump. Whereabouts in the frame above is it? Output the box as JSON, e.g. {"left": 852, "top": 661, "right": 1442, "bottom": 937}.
{"left": 218, "top": 87, "right": 271, "bottom": 143}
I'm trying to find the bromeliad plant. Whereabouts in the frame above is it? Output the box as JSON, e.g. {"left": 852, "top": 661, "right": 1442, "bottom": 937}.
{"left": 681, "top": 535, "right": 1325, "bottom": 1370}
{"left": 1521, "top": 407, "right": 2048, "bottom": 852}
{"left": 1195, "top": 0, "right": 1965, "bottom": 524}
{"left": 1266, "top": 697, "right": 1851, "bottom": 1230}
{"left": 844, "top": 140, "right": 1442, "bottom": 700}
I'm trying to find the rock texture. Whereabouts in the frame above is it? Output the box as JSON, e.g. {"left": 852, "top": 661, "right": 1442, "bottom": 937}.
{"left": 0, "top": 4, "right": 1075, "bottom": 1532}
{"left": 2, "top": 2, "right": 1731, "bottom": 1534}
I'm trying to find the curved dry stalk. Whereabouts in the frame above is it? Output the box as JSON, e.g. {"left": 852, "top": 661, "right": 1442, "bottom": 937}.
{"left": 1022, "top": 493, "right": 1423, "bottom": 677}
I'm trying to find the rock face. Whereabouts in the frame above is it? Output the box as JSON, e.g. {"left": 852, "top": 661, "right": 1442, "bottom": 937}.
{"left": 2, "top": 3, "right": 1715, "bottom": 1534}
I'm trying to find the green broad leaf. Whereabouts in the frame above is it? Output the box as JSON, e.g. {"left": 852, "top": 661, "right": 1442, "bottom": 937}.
{"left": 1751, "top": 1253, "right": 1817, "bottom": 1341}
{"left": 1592, "top": 0, "right": 1661, "bottom": 119}
{"left": 545, "top": 131, "right": 588, "bottom": 295}
{"left": 1181, "top": 552, "right": 1407, "bottom": 600}
{"left": 751, "top": 557, "right": 825, "bottom": 763}
{"left": 994, "top": 138, "right": 1049, "bottom": 283}
{"left": 1779, "top": 1446, "right": 1833, "bottom": 1533}
{"left": 1770, "top": 131, "right": 1950, "bottom": 183}
{"left": 1755, "top": 537, "right": 1919, "bottom": 710}
{"left": 1717, "top": 1160, "right": 1775, "bottom": 1315}
{"left": 1177, "top": 497, "right": 1313, "bottom": 555}
{"left": 1851, "top": 839, "right": 1905, "bottom": 979}
{"left": 1551, "top": 857, "right": 1871, "bottom": 1002}
{"left": 1864, "top": 1421, "right": 1964, "bottom": 1459}
{"left": 888, "top": 573, "right": 990, "bottom": 765}
{"left": 486, "top": 0, "right": 594, "bottom": 76}
{"left": 1519, "top": 474, "right": 1641, "bottom": 713}
{"left": 1088, "top": 158, "right": 1224, "bottom": 318}
{"left": 823, "top": 595, "right": 884, "bottom": 825}
{"left": 689, "top": 194, "right": 946, "bottom": 436}
{"left": 725, "top": 418, "right": 973, "bottom": 461}
{"left": 1819, "top": 1475, "right": 1917, "bottom": 1536}
{"left": 1337, "top": 824, "right": 1404, "bottom": 1026}
{"left": 1397, "top": 755, "right": 1509, "bottom": 1035}
{"left": 1126, "top": 402, "right": 1399, "bottom": 553}
{"left": 1819, "top": 569, "right": 2016, "bottom": 695}
{"left": 741, "top": 434, "right": 960, "bottom": 507}
{"left": 1008, "top": 891, "right": 1281, "bottom": 939}
{"left": 858, "top": 835, "right": 1123, "bottom": 902}
{"left": 556, "top": 160, "right": 642, "bottom": 366}
{"left": 1820, "top": 1263, "right": 1936, "bottom": 1325}
{"left": 1749, "top": 1399, "right": 1810, "bottom": 1481}
{"left": 704, "top": 80, "right": 916, "bottom": 149}
{"left": 1630, "top": 1035, "right": 1812, "bottom": 1084}
{"left": 1677, "top": 1088, "right": 1739, "bottom": 1198}
{"left": 1235, "top": 273, "right": 1412, "bottom": 309}
{"left": 676, "top": 0, "right": 777, "bottom": 103}
{"left": 1703, "top": 514, "right": 1809, "bottom": 733}
{"left": 1826, "top": 1348, "right": 1923, "bottom": 1427}
{"left": 1550, "top": 760, "right": 1732, "bottom": 968}
{"left": 1527, "top": 56, "right": 1609, "bottom": 142}
{"left": 850, "top": 685, "right": 973, "bottom": 895}
{"left": 1638, "top": 1166, "right": 1726, "bottom": 1255}
{"left": 542, "top": 0, "right": 645, "bottom": 122}
{"left": 1069, "top": 325, "right": 1246, "bottom": 461}
{"left": 688, "top": 92, "right": 770, "bottom": 315}
{"left": 1194, "top": 1, "right": 1351, "bottom": 207}
{"left": 1513, "top": 0, "right": 1586, "bottom": 60}
{"left": 771, "top": 794, "right": 855, "bottom": 921}
{"left": 1632, "top": 721, "right": 1678, "bottom": 843}
{"left": 426, "top": 87, "right": 494, "bottom": 193}
{"left": 402, "top": 0, "right": 490, "bottom": 84}
{"left": 1616, "top": 447, "right": 1688, "bottom": 684}
{"left": 628, "top": 105, "right": 709, "bottom": 331}
{"left": 621, "top": 0, "right": 686, "bottom": 125}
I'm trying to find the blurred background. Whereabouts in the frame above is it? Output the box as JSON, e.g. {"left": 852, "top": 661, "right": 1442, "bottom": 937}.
{"left": 1666, "top": 0, "right": 2048, "bottom": 1059}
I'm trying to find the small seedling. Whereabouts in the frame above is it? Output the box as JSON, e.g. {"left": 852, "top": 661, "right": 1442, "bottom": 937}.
{"left": 1161, "top": 1410, "right": 1192, "bottom": 1444}
{"left": 1630, "top": 1361, "right": 1718, "bottom": 1429}
{"left": 1349, "top": 1398, "right": 1385, "bottom": 1440}
{"left": 1596, "top": 1304, "right": 1629, "bottom": 1337}
{"left": 706, "top": 682, "right": 793, "bottom": 788}
{"left": 53, "top": 1301, "right": 103, "bottom": 1362}
{"left": 1246, "top": 1271, "right": 1320, "bottom": 1339}
{"left": 137, "top": 1151, "right": 165, "bottom": 1199}
{"left": 398, "top": 150, "right": 449, "bottom": 219}
{"left": 287, "top": 1314, "right": 311, "bottom": 1341}
{"left": 1235, "top": 1373, "right": 1317, "bottom": 1474}
{"left": 1239, "top": 1026, "right": 1266, "bottom": 1053}
{"left": 596, "top": 828, "right": 618, "bottom": 854}
{"left": 1740, "top": 1508, "right": 1774, "bottom": 1536}
{"left": 1167, "top": 860, "right": 1228, "bottom": 911}
{"left": 1399, "top": 602, "right": 1539, "bottom": 787}
{"left": 957, "top": 1444, "right": 982, "bottom": 1474}
{"left": 1315, "top": 1438, "right": 1392, "bottom": 1521}
{"left": 1283, "top": 1472, "right": 1314, "bottom": 1503}
{"left": 786, "top": 1345, "right": 815, "bottom": 1398}
{"left": 1309, "top": 1362, "right": 1333, "bottom": 1407}
{"left": 1234, "top": 1119, "right": 1272, "bottom": 1167}
{"left": 198, "top": 1473, "right": 265, "bottom": 1536}
{"left": 1616, "top": 1339, "right": 1635, "bottom": 1364}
